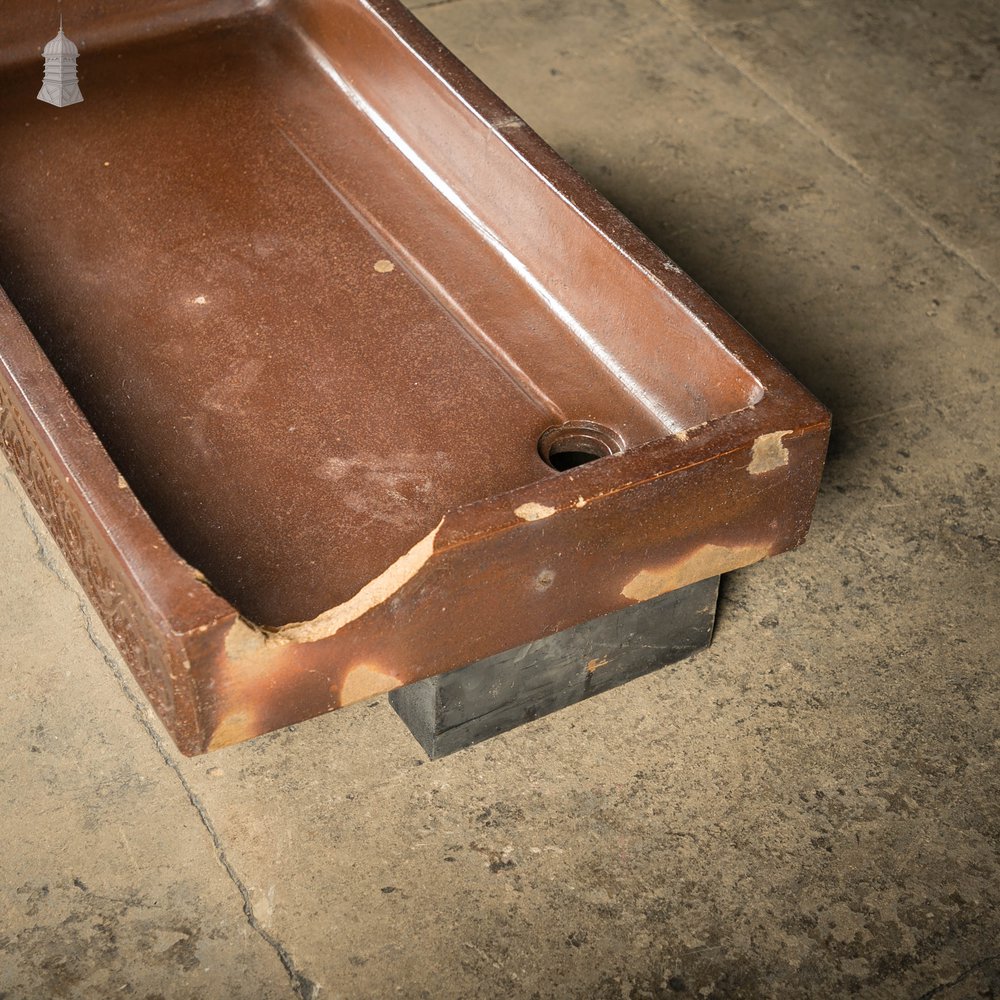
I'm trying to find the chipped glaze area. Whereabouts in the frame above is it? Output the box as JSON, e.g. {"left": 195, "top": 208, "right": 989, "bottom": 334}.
{"left": 515, "top": 502, "right": 557, "bottom": 521}
{"left": 748, "top": 430, "right": 792, "bottom": 475}
{"left": 622, "top": 542, "right": 774, "bottom": 603}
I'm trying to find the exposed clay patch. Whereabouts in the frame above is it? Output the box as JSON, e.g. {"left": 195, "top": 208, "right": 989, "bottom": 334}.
{"left": 279, "top": 519, "right": 442, "bottom": 644}
{"left": 515, "top": 502, "right": 556, "bottom": 522}
{"left": 622, "top": 542, "right": 772, "bottom": 602}
{"left": 207, "top": 711, "right": 259, "bottom": 751}
{"left": 224, "top": 617, "right": 271, "bottom": 661}
{"left": 338, "top": 664, "right": 402, "bottom": 706}
{"left": 224, "top": 519, "right": 443, "bottom": 658}
{"left": 748, "top": 430, "right": 792, "bottom": 475}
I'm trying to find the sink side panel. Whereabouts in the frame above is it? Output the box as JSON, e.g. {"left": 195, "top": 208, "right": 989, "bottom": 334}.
{"left": 187, "top": 419, "right": 829, "bottom": 753}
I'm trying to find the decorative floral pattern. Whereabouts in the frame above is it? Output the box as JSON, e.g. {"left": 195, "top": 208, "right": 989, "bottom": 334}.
{"left": 0, "top": 372, "right": 189, "bottom": 736}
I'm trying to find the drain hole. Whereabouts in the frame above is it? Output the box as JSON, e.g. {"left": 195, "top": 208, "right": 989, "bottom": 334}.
{"left": 538, "top": 421, "right": 624, "bottom": 472}
{"left": 548, "top": 449, "right": 603, "bottom": 471}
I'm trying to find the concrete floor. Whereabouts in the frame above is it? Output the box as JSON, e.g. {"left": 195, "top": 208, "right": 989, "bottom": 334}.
{"left": 2, "top": 0, "right": 998, "bottom": 997}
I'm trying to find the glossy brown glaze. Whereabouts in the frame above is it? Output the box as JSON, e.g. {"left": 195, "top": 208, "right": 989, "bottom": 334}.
{"left": 0, "top": 0, "right": 829, "bottom": 754}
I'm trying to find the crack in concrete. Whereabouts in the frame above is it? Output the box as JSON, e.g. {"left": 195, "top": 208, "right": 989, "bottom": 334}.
{"left": 913, "top": 953, "right": 1000, "bottom": 1000}
{"left": 1, "top": 469, "right": 319, "bottom": 1000}
{"left": 652, "top": 0, "right": 999, "bottom": 295}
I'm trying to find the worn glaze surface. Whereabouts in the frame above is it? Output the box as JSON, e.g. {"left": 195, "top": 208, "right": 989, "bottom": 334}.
{"left": 0, "top": 0, "right": 829, "bottom": 754}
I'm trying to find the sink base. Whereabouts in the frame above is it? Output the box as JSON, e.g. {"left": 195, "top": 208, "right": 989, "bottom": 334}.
{"left": 389, "top": 576, "right": 719, "bottom": 758}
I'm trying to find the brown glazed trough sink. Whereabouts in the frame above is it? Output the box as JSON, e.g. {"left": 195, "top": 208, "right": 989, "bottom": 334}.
{"left": 0, "top": 0, "right": 830, "bottom": 755}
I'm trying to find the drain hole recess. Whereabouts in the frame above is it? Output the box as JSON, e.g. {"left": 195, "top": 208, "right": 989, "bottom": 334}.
{"left": 538, "top": 421, "right": 624, "bottom": 472}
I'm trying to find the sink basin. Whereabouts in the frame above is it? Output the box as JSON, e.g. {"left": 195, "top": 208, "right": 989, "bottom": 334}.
{"left": 0, "top": 0, "right": 829, "bottom": 754}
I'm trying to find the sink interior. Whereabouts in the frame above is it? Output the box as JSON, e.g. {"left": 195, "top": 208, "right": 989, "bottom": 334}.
{"left": 0, "top": 1, "right": 763, "bottom": 627}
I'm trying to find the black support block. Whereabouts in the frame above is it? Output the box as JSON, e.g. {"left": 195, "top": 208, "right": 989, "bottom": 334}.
{"left": 389, "top": 576, "right": 720, "bottom": 758}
